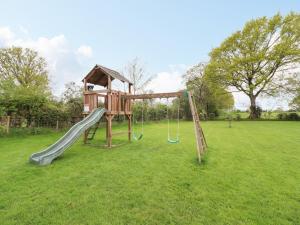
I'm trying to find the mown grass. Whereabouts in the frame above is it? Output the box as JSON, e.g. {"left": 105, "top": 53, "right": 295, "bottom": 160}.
{"left": 0, "top": 121, "right": 299, "bottom": 225}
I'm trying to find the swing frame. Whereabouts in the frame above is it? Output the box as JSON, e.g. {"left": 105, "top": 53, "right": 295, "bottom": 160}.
{"left": 82, "top": 64, "right": 206, "bottom": 163}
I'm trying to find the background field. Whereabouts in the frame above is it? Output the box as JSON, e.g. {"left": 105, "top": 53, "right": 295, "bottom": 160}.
{"left": 0, "top": 121, "right": 299, "bottom": 225}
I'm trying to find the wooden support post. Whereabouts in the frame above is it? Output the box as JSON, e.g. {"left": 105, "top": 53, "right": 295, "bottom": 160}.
{"left": 187, "top": 91, "right": 204, "bottom": 163}
{"left": 83, "top": 114, "right": 88, "bottom": 144}
{"left": 107, "top": 75, "right": 112, "bottom": 112}
{"left": 106, "top": 115, "right": 108, "bottom": 141}
{"left": 118, "top": 92, "right": 121, "bottom": 113}
{"left": 6, "top": 116, "right": 10, "bottom": 134}
{"left": 83, "top": 79, "right": 87, "bottom": 91}
{"left": 106, "top": 115, "right": 113, "bottom": 148}
{"left": 127, "top": 115, "right": 131, "bottom": 142}
{"left": 128, "top": 84, "right": 132, "bottom": 112}
{"left": 107, "top": 75, "right": 111, "bottom": 91}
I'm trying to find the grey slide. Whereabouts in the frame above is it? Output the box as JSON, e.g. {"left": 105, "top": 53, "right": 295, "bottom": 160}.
{"left": 29, "top": 108, "right": 106, "bottom": 166}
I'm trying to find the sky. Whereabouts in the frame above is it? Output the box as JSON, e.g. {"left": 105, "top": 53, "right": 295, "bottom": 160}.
{"left": 0, "top": 0, "right": 299, "bottom": 109}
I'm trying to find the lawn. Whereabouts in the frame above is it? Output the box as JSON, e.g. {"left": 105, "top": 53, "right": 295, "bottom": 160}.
{"left": 0, "top": 121, "right": 299, "bottom": 225}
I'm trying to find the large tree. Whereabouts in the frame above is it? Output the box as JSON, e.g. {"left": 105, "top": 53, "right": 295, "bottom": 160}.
{"left": 0, "top": 47, "right": 50, "bottom": 124}
{"left": 288, "top": 75, "right": 300, "bottom": 111}
{"left": 0, "top": 47, "right": 49, "bottom": 94}
{"left": 205, "top": 13, "right": 300, "bottom": 119}
{"left": 184, "top": 63, "right": 234, "bottom": 118}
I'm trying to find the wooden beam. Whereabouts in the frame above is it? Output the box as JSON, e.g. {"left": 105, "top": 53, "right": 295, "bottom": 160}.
{"left": 112, "top": 131, "right": 128, "bottom": 136}
{"left": 125, "top": 91, "right": 184, "bottom": 100}
{"left": 106, "top": 111, "right": 132, "bottom": 115}
{"left": 83, "top": 79, "right": 87, "bottom": 91}
{"left": 84, "top": 89, "right": 127, "bottom": 95}
{"left": 187, "top": 91, "right": 204, "bottom": 163}
{"left": 107, "top": 75, "right": 112, "bottom": 91}
{"left": 84, "top": 90, "right": 108, "bottom": 94}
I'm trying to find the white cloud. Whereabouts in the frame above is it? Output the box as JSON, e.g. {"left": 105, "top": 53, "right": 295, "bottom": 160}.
{"left": 0, "top": 26, "right": 93, "bottom": 96}
{"left": 19, "top": 25, "right": 29, "bottom": 35}
{"left": 231, "top": 91, "right": 250, "bottom": 110}
{"left": 147, "top": 64, "right": 187, "bottom": 93}
{"left": 76, "top": 45, "right": 93, "bottom": 58}
{"left": 232, "top": 88, "right": 290, "bottom": 110}
{"left": 0, "top": 27, "right": 14, "bottom": 44}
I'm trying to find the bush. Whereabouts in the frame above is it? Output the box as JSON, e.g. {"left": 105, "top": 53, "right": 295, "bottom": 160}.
{"left": 287, "top": 113, "right": 299, "bottom": 120}
{"left": 277, "top": 113, "right": 287, "bottom": 120}
{"left": 209, "top": 113, "right": 216, "bottom": 120}
{"left": 277, "top": 112, "right": 299, "bottom": 121}
{"left": 235, "top": 114, "right": 241, "bottom": 121}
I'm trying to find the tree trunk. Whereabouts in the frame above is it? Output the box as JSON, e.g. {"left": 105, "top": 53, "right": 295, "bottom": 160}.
{"left": 249, "top": 95, "right": 259, "bottom": 119}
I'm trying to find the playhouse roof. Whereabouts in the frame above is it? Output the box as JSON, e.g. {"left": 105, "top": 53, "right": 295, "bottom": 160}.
{"left": 83, "top": 64, "right": 132, "bottom": 86}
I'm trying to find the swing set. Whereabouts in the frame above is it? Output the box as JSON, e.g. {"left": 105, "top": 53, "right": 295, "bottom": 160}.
{"left": 131, "top": 98, "right": 180, "bottom": 144}
{"left": 83, "top": 64, "right": 207, "bottom": 162}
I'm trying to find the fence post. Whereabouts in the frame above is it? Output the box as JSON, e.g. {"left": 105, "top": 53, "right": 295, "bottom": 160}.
{"left": 6, "top": 116, "right": 10, "bottom": 134}
{"left": 56, "top": 120, "right": 59, "bottom": 131}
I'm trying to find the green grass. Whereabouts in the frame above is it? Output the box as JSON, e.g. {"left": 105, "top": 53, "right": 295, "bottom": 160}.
{"left": 0, "top": 121, "right": 300, "bottom": 225}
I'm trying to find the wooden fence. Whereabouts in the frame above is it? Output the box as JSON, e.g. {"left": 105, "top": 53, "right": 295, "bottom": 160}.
{"left": 0, "top": 116, "right": 84, "bottom": 134}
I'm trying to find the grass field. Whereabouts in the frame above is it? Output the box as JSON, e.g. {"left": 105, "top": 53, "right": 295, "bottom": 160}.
{"left": 0, "top": 121, "right": 299, "bottom": 225}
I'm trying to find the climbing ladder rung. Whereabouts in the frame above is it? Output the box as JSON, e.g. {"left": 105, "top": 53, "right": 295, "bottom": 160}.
{"left": 85, "top": 121, "right": 101, "bottom": 141}
{"left": 187, "top": 91, "right": 207, "bottom": 163}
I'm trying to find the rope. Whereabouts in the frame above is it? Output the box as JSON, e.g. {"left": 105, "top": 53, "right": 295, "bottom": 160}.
{"left": 141, "top": 100, "right": 144, "bottom": 133}
{"left": 177, "top": 100, "right": 180, "bottom": 139}
{"left": 167, "top": 98, "right": 180, "bottom": 143}
{"left": 132, "top": 99, "right": 144, "bottom": 140}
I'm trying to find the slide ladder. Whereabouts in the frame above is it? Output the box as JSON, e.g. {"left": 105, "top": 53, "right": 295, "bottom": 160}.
{"left": 86, "top": 121, "right": 101, "bottom": 141}
{"left": 187, "top": 91, "right": 207, "bottom": 163}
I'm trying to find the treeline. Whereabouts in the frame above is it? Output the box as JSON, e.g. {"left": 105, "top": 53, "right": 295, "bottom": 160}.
{"left": 0, "top": 47, "right": 84, "bottom": 133}
{"left": 0, "top": 47, "right": 234, "bottom": 133}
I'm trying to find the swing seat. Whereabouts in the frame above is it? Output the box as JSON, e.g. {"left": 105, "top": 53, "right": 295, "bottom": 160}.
{"left": 133, "top": 133, "right": 143, "bottom": 141}
{"left": 167, "top": 138, "right": 179, "bottom": 144}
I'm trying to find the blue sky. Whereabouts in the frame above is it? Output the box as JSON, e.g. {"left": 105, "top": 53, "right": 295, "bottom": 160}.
{"left": 0, "top": 0, "right": 299, "bottom": 109}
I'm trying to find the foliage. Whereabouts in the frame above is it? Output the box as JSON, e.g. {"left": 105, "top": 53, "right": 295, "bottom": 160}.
{"left": 133, "top": 101, "right": 168, "bottom": 121}
{"left": 205, "top": 12, "right": 300, "bottom": 119}
{"left": 0, "top": 48, "right": 84, "bottom": 129}
{"left": 289, "top": 80, "right": 300, "bottom": 110}
{"left": 184, "top": 63, "right": 234, "bottom": 118}
{"left": 0, "top": 47, "right": 51, "bottom": 125}
{"left": 62, "top": 82, "right": 83, "bottom": 118}
{"left": 290, "top": 94, "right": 300, "bottom": 111}
{"left": 277, "top": 112, "right": 300, "bottom": 120}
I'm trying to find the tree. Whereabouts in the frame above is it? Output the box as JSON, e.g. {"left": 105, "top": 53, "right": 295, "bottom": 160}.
{"left": 287, "top": 71, "right": 300, "bottom": 111}
{"left": 184, "top": 63, "right": 234, "bottom": 119}
{"left": 289, "top": 86, "right": 300, "bottom": 111}
{"left": 62, "top": 82, "right": 83, "bottom": 118}
{"left": 123, "top": 57, "right": 153, "bottom": 94}
{"left": 205, "top": 13, "right": 300, "bottom": 119}
{"left": 0, "top": 47, "right": 49, "bottom": 95}
{"left": 0, "top": 47, "right": 50, "bottom": 125}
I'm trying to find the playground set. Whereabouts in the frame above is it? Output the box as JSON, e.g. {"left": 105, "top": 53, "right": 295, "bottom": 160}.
{"left": 29, "top": 65, "right": 206, "bottom": 165}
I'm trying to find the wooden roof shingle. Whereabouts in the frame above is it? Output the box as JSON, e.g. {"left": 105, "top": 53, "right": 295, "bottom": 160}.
{"left": 83, "top": 64, "right": 132, "bottom": 86}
